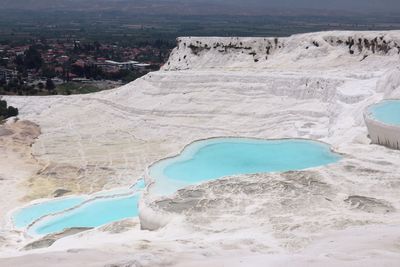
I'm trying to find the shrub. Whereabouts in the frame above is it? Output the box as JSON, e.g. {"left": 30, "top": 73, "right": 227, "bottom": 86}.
{"left": 0, "top": 99, "right": 19, "bottom": 120}
{"left": 7, "top": 106, "right": 18, "bottom": 117}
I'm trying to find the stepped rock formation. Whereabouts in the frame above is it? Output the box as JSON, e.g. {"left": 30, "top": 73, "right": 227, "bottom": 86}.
{"left": 1, "top": 31, "right": 400, "bottom": 266}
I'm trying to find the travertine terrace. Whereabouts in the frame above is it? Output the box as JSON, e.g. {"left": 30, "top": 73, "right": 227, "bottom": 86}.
{"left": 1, "top": 31, "right": 400, "bottom": 266}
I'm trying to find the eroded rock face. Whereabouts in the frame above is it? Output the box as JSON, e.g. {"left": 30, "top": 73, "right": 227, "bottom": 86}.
{"left": 364, "top": 112, "right": 400, "bottom": 150}
{"left": 99, "top": 219, "right": 139, "bottom": 234}
{"left": 23, "top": 238, "right": 56, "bottom": 251}
{"left": 0, "top": 119, "right": 41, "bottom": 223}
{"left": 164, "top": 32, "right": 400, "bottom": 71}
{"left": 156, "top": 171, "right": 333, "bottom": 215}
{"left": 52, "top": 189, "right": 72, "bottom": 198}
{"left": 345, "top": 195, "right": 395, "bottom": 214}
{"left": 0, "top": 119, "right": 41, "bottom": 144}
{"left": 147, "top": 170, "right": 336, "bottom": 250}
{"left": 25, "top": 162, "right": 115, "bottom": 200}
{"left": 155, "top": 170, "right": 333, "bottom": 217}
{"left": 23, "top": 227, "right": 93, "bottom": 250}
{"left": 0, "top": 128, "right": 13, "bottom": 136}
{"left": 103, "top": 260, "right": 142, "bottom": 267}
{"left": 145, "top": 160, "right": 398, "bottom": 251}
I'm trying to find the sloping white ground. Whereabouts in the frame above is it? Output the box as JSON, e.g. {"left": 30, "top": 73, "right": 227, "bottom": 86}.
{"left": 1, "top": 31, "right": 400, "bottom": 266}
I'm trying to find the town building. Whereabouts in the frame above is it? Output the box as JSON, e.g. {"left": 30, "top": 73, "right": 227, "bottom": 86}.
{"left": 0, "top": 68, "right": 17, "bottom": 83}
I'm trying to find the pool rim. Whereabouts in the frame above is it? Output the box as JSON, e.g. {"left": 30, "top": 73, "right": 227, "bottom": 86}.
{"left": 364, "top": 99, "right": 400, "bottom": 128}
{"left": 28, "top": 191, "right": 141, "bottom": 236}
{"left": 140, "top": 136, "right": 343, "bottom": 231}
{"left": 7, "top": 182, "right": 145, "bottom": 237}
{"left": 364, "top": 99, "right": 400, "bottom": 149}
{"left": 144, "top": 136, "right": 343, "bottom": 194}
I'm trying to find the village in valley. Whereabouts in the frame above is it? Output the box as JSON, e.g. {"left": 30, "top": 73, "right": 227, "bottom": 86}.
{"left": 0, "top": 38, "right": 172, "bottom": 95}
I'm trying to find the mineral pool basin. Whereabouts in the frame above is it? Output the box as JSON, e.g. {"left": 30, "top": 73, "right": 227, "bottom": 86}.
{"left": 367, "top": 100, "right": 400, "bottom": 126}
{"left": 148, "top": 138, "right": 341, "bottom": 196}
{"left": 12, "top": 182, "right": 145, "bottom": 236}
{"left": 29, "top": 194, "right": 139, "bottom": 235}
{"left": 13, "top": 196, "right": 86, "bottom": 229}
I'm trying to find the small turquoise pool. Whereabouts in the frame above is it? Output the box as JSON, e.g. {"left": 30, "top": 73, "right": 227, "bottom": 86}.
{"left": 149, "top": 138, "right": 341, "bottom": 195}
{"left": 13, "top": 197, "right": 86, "bottom": 228}
{"left": 368, "top": 100, "right": 400, "bottom": 125}
{"left": 12, "top": 181, "right": 144, "bottom": 235}
{"left": 30, "top": 194, "right": 139, "bottom": 235}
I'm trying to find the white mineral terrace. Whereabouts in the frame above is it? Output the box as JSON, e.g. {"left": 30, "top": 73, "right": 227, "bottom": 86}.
{"left": 1, "top": 30, "right": 400, "bottom": 266}
{"left": 364, "top": 100, "right": 400, "bottom": 149}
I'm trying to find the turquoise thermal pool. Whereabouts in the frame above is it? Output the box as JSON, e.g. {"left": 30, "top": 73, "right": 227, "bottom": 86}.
{"left": 13, "top": 197, "right": 86, "bottom": 229}
{"left": 148, "top": 138, "right": 341, "bottom": 195}
{"left": 12, "top": 183, "right": 144, "bottom": 235}
{"left": 13, "top": 138, "right": 341, "bottom": 235}
{"left": 30, "top": 194, "right": 139, "bottom": 235}
{"left": 367, "top": 100, "right": 400, "bottom": 125}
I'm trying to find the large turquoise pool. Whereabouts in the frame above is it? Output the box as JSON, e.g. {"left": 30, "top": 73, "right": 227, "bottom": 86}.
{"left": 149, "top": 138, "right": 341, "bottom": 195}
{"left": 368, "top": 100, "right": 400, "bottom": 125}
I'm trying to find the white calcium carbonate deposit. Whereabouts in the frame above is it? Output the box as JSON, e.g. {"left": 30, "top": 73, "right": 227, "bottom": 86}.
{"left": 1, "top": 30, "right": 400, "bottom": 266}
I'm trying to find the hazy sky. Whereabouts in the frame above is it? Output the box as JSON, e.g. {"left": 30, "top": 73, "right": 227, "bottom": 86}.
{"left": 226, "top": 0, "right": 400, "bottom": 12}
{"left": 2, "top": 0, "right": 400, "bottom": 14}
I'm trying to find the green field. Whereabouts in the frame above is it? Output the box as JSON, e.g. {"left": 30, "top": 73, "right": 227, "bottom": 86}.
{"left": 0, "top": 11, "right": 399, "bottom": 45}
{"left": 55, "top": 83, "right": 102, "bottom": 95}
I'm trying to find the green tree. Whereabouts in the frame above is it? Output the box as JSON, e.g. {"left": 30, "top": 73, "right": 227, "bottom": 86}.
{"left": 46, "top": 78, "right": 56, "bottom": 92}
{"left": 0, "top": 99, "right": 18, "bottom": 120}
{"left": 0, "top": 100, "right": 7, "bottom": 116}
{"left": 38, "top": 82, "right": 44, "bottom": 90}
{"left": 42, "top": 66, "right": 56, "bottom": 78}
{"left": 15, "top": 55, "right": 25, "bottom": 73}
{"left": 7, "top": 106, "right": 18, "bottom": 117}
{"left": 24, "top": 46, "right": 43, "bottom": 70}
{"left": 71, "top": 65, "right": 85, "bottom": 77}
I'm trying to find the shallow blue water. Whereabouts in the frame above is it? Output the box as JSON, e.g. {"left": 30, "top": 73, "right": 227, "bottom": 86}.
{"left": 13, "top": 197, "right": 85, "bottom": 228}
{"left": 149, "top": 138, "right": 341, "bottom": 195}
{"left": 14, "top": 138, "right": 341, "bottom": 235}
{"left": 31, "top": 194, "right": 139, "bottom": 235}
{"left": 369, "top": 100, "right": 400, "bottom": 125}
{"left": 132, "top": 179, "right": 146, "bottom": 190}
{"left": 13, "top": 183, "right": 143, "bottom": 235}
